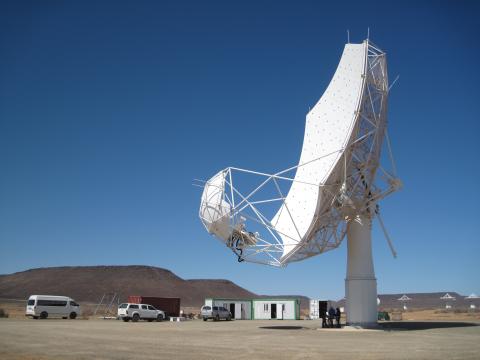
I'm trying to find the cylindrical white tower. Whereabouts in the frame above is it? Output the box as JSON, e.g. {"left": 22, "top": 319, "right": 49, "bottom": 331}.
{"left": 345, "top": 213, "right": 378, "bottom": 327}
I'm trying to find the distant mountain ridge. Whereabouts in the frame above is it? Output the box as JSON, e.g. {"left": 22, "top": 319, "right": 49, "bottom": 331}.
{"left": 333, "top": 292, "right": 478, "bottom": 310}
{"left": 1, "top": 266, "right": 474, "bottom": 310}
{"left": 378, "top": 292, "right": 477, "bottom": 310}
{"left": 0, "top": 265, "right": 309, "bottom": 308}
{"left": 0, "top": 266, "right": 255, "bottom": 307}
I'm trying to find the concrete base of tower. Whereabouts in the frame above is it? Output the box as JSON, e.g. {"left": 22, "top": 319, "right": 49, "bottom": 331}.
{"left": 345, "top": 278, "right": 378, "bottom": 327}
{"left": 345, "top": 213, "right": 378, "bottom": 327}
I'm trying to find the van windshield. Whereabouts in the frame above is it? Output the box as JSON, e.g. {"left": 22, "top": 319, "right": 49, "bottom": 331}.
{"left": 119, "top": 303, "right": 128, "bottom": 309}
{"left": 27, "top": 300, "right": 35, "bottom": 306}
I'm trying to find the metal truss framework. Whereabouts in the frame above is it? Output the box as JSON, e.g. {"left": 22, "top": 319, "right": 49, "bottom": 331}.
{"left": 199, "top": 41, "right": 401, "bottom": 267}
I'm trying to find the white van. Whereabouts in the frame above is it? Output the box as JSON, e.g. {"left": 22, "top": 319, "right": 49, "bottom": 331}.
{"left": 26, "top": 295, "right": 81, "bottom": 319}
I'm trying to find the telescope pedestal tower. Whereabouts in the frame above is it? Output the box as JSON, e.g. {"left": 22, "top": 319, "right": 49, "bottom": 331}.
{"left": 345, "top": 213, "right": 378, "bottom": 327}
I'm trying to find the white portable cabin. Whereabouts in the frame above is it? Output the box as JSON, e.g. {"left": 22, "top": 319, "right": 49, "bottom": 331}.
{"left": 252, "top": 299, "right": 300, "bottom": 320}
{"left": 309, "top": 300, "right": 319, "bottom": 319}
{"left": 204, "top": 298, "right": 252, "bottom": 320}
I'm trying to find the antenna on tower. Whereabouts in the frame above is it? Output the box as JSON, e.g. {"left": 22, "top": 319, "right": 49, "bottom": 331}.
{"left": 198, "top": 39, "right": 401, "bottom": 328}
{"left": 347, "top": 29, "right": 350, "bottom": 43}
{"left": 367, "top": 27, "right": 370, "bottom": 40}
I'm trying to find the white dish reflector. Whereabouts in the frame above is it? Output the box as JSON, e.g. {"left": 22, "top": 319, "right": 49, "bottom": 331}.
{"left": 199, "top": 170, "right": 232, "bottom": 242}
{"left": 273, "top": 43, "right": 367, "bottom": 262}
{"left": 199, "top": 40, "right": 397, "bottom": 266}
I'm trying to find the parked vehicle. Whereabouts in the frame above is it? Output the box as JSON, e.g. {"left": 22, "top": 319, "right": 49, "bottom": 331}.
{"left": 127, "top": 296, "right": 180, "bottom": 318}
{"left": 118, "top": 303, "right": 165, "bottom": 322}
{"left": 201, "top": 305, "right": 232, "bottom": 321}
{"left": 26, "top": 295, "right": 81, "bottom": 320}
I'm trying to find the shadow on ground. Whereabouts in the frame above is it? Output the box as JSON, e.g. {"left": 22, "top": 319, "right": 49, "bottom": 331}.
{"left": 380, "top": 321, "right": 480, "bottom": 331}
{"left": 259, "top": 326, "right": 305, "bottom": 330}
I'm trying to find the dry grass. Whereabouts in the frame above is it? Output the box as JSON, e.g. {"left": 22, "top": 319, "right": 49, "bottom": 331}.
{"left": 399, "top": 309, "right": 480, "bottom": 322}
{"left": 0, "top": 301, "right": 24, "bottom": 319}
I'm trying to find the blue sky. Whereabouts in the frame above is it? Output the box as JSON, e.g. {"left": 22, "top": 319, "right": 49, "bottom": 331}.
{"left": 0, "top": 1, "right": 479, "bottom": 300}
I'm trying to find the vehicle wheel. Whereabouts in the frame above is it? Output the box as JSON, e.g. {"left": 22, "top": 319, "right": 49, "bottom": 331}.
{"left": 214, "top": 314, "right": 220, "bottom": 322}
{"left": 40, "top": 311, "right": 48, "bottom": 319}
{"left": 156, "top": 314, "right": 164, "bottom": 322}
{"left": 132, "top": 313, "right": 140, "bottom": 322}
{"left": 33, "top": 316, "right": 39, "bottom": 320}
{"left": 203, "top": 317, "right": 208, "bottom": 321}
{"left": 227, "top": 314, "right": 232, "bottom": 321}
{"left": 69, "top": 312, "right": 77, "bottom": 319}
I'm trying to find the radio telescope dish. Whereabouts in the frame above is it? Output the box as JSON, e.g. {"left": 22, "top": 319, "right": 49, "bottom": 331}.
{"left": 440, "top": 293, "right": 456, "bottom": 309}
{"left": 440, "top": 293, "right": 456, "bottom": 300}
{"left": 465, "top": 293, "right": 479, "bottom": 309}
{"left": 398, "top": 294, "right": 412, "bottom": 310}
{"left": 199, "top": 39, "right": 401, "bottom": 326}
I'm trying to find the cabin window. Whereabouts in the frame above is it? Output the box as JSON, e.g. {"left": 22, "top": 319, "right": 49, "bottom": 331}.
{"left": 37, "top": 300, "right": 67, "bottom": 307}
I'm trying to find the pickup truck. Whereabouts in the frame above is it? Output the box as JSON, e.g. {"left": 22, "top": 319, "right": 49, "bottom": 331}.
{"left": 118, "top": 303, "right": 165, "bottom": 322}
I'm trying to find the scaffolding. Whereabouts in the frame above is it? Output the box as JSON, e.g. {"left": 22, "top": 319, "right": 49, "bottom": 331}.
{"left": 94, "top": 292, "right": 120, "bottom": 319}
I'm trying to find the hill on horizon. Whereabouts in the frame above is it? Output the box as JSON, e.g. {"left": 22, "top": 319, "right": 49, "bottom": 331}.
{"left": 1, "top": 266, "right": 475, "bottom": 311}
{"left": 0, "top": 265, "right": 256, "bottom": 307}
{"left": 0, "top": 265, "right": 309, "bottom": 309}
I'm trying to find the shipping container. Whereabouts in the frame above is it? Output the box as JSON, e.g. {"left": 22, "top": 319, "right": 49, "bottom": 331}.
{"left": 309, "top": 300, "right": 328, "bottom": 319}
{"left": 127, "top": 296, "right": 180, "bottom": 318}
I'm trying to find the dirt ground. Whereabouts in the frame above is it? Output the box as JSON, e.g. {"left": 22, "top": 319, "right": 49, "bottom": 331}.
{"left": 0, "top": 317, "right": 479, "bottom": 360}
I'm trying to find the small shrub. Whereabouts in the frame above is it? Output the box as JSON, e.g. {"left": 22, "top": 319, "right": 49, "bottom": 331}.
{"left": 0, "top": 308, "right": 9, "bottom": 318}
{"left": 79, "top": 308, "right": 94, "bottom": 320}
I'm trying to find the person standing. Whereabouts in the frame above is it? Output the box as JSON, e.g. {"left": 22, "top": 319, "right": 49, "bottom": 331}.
{"left": 328, "top": 306, "right": 335, "bottom": 328}
{"left": 321, "top": 311, "right": 327, "bottom": 328}
{"left": 335, "top": 307, "right": 341, "bottom": 328}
